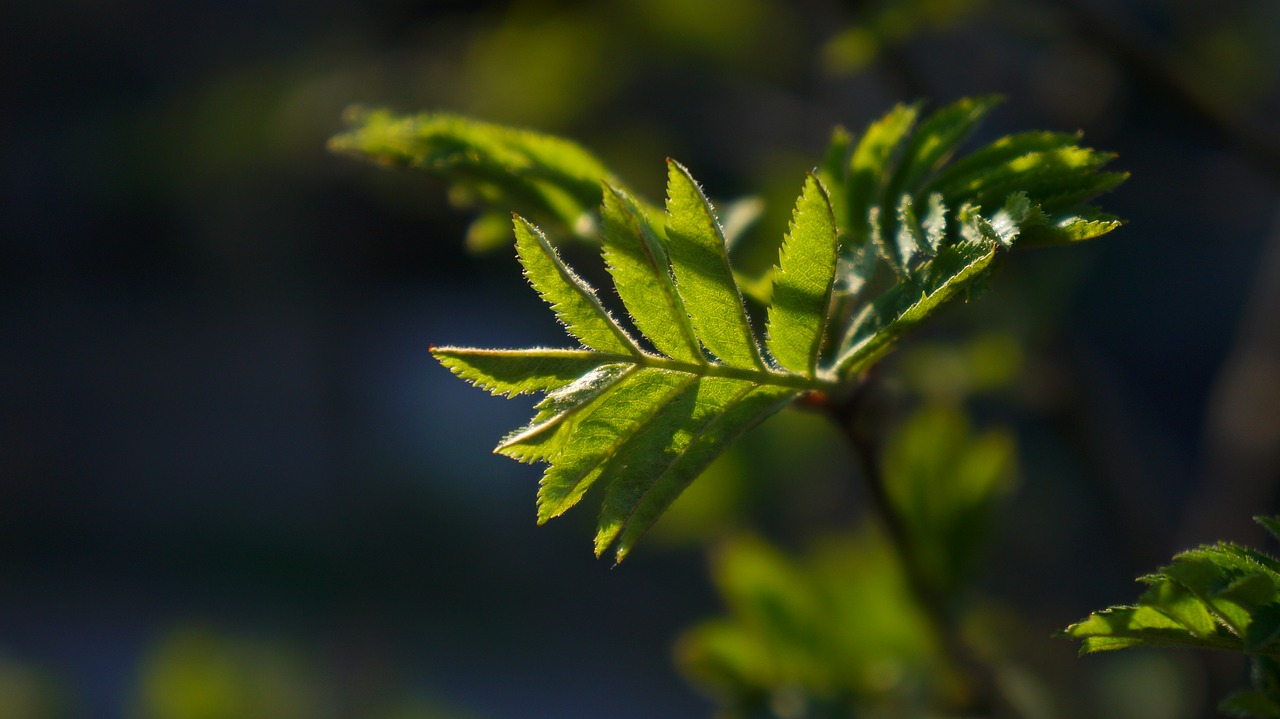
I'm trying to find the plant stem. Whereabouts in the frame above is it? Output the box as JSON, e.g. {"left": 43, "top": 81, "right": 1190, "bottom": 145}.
{"left": 822, "top": 388, "right": 1012, "bottom": 716}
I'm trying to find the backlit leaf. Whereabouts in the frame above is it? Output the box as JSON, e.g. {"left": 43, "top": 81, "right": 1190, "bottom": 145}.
{"left": 339, "top": 98, "right": 1129, "bottom": 561}
{"left": 1064, "top": 516, "right": 1280, "bottom": 658}
{"left": 766, "top": 175, "right": 839, "bottom": 377}
{"left": 665, "top": 160, "right": 767, "bottom": 370}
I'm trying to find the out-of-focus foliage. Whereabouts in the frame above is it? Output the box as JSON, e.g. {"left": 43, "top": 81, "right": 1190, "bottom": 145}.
{"left": 676, "top": 397, "right": 1017, "bottom": 716}
{"left": 822, "top": 0, "right": 989, "bottom": 75}
{"left": 0, "top": 656, "right": 68, "bottom": 719}
{"left": 137, "top": 627, "right": 323, "bottom": 719}
{"left": 895, "top": 333, "right": 1024, "bottom": 403}
{"left": 12, "top": 0, "right": 1280, "bottom": 716}
{"left": 329, "top": 109, "right": 626, "bottom": 251}
{"left": 884, "top": 405, "right": 1017, "bottom": 594}
{"left": 675, "top": 530, "right": 945, "bottom": 718}
{"left": 135, "top": 626, "right": 478, "bottom": 719}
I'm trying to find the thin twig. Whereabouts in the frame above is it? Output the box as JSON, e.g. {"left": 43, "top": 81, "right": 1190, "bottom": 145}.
{"left": 820, "top": 387, "right": 1015, "bottom": 716}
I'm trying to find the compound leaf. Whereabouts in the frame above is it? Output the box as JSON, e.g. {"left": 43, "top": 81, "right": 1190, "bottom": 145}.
{"left": 1064, "top": 516, "right": 1280, "bottom": 658}
{"left": 344, "top": 98, "right": 1129, "bottom": 561}
{"left": 434, "top": 167, "right": 836, "bottom": 560}
{"left": 814, "top": 100, "right": 1124, "bottom": 376}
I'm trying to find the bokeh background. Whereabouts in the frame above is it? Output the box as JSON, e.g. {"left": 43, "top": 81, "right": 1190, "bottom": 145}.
{"left": 3, "top": 0, "right": 1280, "bottom": 717}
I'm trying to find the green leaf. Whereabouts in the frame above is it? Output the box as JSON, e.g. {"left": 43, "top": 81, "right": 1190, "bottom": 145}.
{"left": 1063, "top": 516, "right": 1280, "bottom": 660}
{"left": 436, "top": 166, "right": 835, "bottom": 559}
{"left": 537, "top": 367, "right": 697, "bottom": 523}
{"left": 495, "top": 363, "right": 632, "bottom": 464}
{"left": 934, "top": 145, "right": 1123, "bottom": 212}
{"left": 395, "top": 100, "right": 1129, "bottom": 560}
{"left": 432, "top": 347, "right": 615, "bottom": 397}
{"left": 1138, "top": 576, "right": 1218, "bottom": 638}
{"left": 595, "top": 381, "right": 797, "bottom": 560}
{"left": 719, "top": 196, "right": 767, "bottom": 250}
{"left": 882, "top": 405, "right": 1016, "bottom": 593}
{"left": 330, "top": 108, "right": 622, "bottom": 242}
{"left": 1163, "top": 549, "right": 1276, "bottom": 638}
{"left": 665, "top": 160, "right": 767, "bottom": 371}
{"left": 1259, "top": 516, "right": 1280, "bottom": 544}
{"left": 1249, "top": 604, "right": 1280, "bottom": 652}
{"left": 1017, "top": 209, "right": 1123, "bottom": 246}
{"left": 813, "top": 98, "right": 1124, "bottom": 380}
{"left": 1222, "top": 691, "right": 1280, "bottom": 719}
{"left": 847, "top": 103, "right": 920, "bottom": 261}
{"left": 600, "top": 184, "right": 703, "bottom": 363}
{"left": 1064, "top": 605, "right": 1237, "bottom": 655}
{"left": 818, "top": 126, "right": 853, "bottom": 236}
{"left": 894, "top": 193, "right": 925, "bottom": 266}
{"left": 766, "top": 174, "right": 839, "bottom": 377}
{"left": 924, "top": 130, "right": 1081, "bottom": 197}
{"left": 513, "top": 216, "right": 639, "bottom": 356}
{"left": 886, "top": 95, "right": 1003, "bottom": 209}
{"left": 921, "top": 192, "right": 948, "bottom": 252}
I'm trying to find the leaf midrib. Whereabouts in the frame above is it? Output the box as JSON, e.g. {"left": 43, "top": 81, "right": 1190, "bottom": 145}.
{"left": 588, "top": 350, "right": 832, "bottom": 391}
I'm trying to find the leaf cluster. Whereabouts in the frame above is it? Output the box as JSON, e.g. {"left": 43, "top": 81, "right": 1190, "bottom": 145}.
{"left": 333, "top": 97, "right": 1125, "bottom": 559}
{"left": 1063, "top": 516, "right": 1280, "bottom": 717}
{"left": 815, "top": 96, "right": 1125, "bottom": 375}
{"left": 675, "top": 531, "right": 944, "bottom": 717}
{"left": 676, "top": 404, "right": 1019, "bottom": 717}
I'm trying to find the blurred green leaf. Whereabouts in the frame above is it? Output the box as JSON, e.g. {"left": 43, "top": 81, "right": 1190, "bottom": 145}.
{"left": 138, "top": 626, "right": 321, "bottom": 719}
{"left": 821, "top": 0, "right": 990, "bottom": 76}
{"left": 897, "top": 333, "right": 1024, "bottom": 401}
{"left": 457, "top": 10, "right": 613, "bottom": 128}
{"left": 883, "top": 405, "right": 1017, "bottom": 593}
{"left": 0, "top": 656, "right": 67, "bottom": 719}
{"left": 676, "top": 530, "right": 945, "bottom": 716}
{"left": 329, "top": 108, "right": 631, "bottom": 248}
{"left": 1220, "top": 656, "right": 1280, "bottom": 718}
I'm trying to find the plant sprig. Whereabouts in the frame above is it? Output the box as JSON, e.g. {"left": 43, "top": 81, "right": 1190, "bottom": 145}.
{"left": 333, "top": 97, "right": 1125, "bottom": 560}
